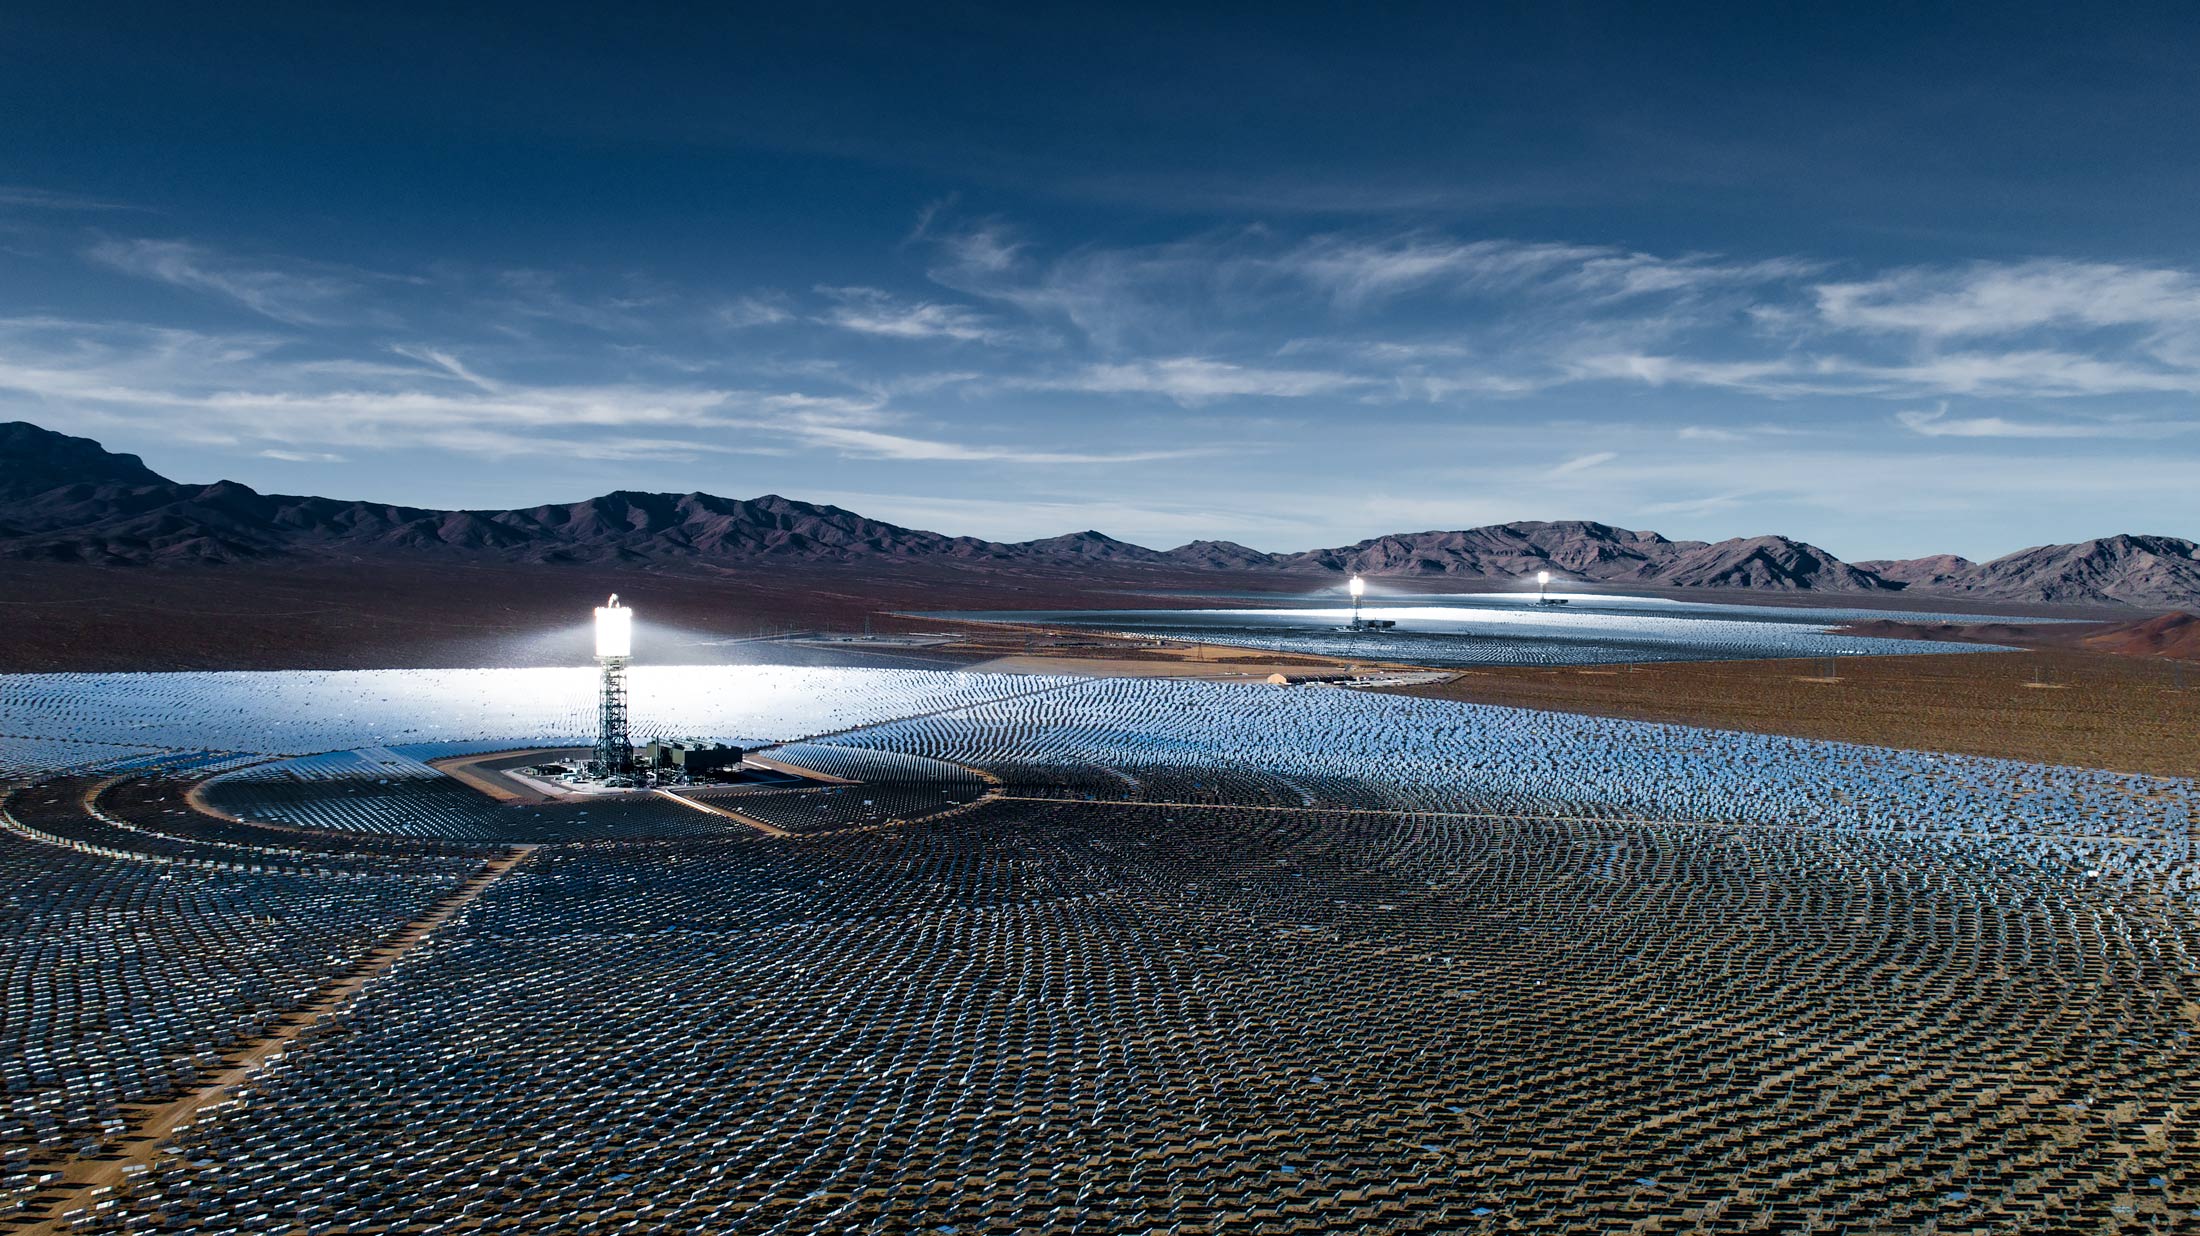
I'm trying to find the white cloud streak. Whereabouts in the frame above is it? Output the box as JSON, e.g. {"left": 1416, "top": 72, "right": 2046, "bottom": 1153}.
{"left": 1895, "top": 402, "right": 2198, "bottom": 439}
{"left": 84, "top": 239, "right": 369, "bottom": 326}
{"left": 0, "top": 318, "right": 1207, "bottom": 467}
{"left": 1571, "top": 348, "right": 2200, "bottom": 399}
{"left": 0, "top": 184, "right": 136, "bottom": 212}
{"left": 1549, "top": 450, "right": 1618, "bottom": 476}
{"left": 816, "top": 286, "right": 1020, "bottom": 345}
{"left": 925, "top": 223, "right": 1819, "bottom": 354}
{"left": 915, "top": 216, "right": 2200, "bottom": 415}
{"left": 1044, "top": 357, "right": 1368, "bottom": 404}
{"left": 1287, "top": 236, "right": 1817, "bottom": 308}
{"left": 715, "top": 295, "right": 794, "bottom": 328}
{"left": 1816, "top": 260, "right": 2200, "bottom": 338}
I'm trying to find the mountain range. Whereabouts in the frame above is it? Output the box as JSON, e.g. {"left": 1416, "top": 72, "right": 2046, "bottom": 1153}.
{"left": 4, "top": 421, "right": 2195, "bottom": 607}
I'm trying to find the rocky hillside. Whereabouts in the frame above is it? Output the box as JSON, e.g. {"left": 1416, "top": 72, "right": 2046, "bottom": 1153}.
{"left": 1834, "top": 611, "right": 2200, "bottom": 662}
{"left": 0, "top": 421, "right": 170, "bottom": 497}
{"left": 2083, "top": 611, "right": 2200, "bottom": 659}
{"left": 1267, "top": 522, "right": 1888, "bottom": 591}
{"left": 1859, "top": 535, "right": 2200, "bottom": 608}
{"left": 2, "top": 422, "right": 2192, "bottom": 606}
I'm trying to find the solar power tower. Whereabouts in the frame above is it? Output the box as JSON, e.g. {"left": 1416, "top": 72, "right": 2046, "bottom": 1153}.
{"left": 593, "top": 595, "right": 635, "bottom": 775}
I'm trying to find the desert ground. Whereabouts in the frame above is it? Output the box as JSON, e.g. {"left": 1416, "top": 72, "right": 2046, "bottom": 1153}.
{"left": 1381, "top": 649, "right": 2199, "bottom": 779}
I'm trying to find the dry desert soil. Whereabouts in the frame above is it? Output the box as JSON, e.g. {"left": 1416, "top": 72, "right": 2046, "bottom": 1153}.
{"left": 1378, "top": 649, "right": 2200, "bottom": 780}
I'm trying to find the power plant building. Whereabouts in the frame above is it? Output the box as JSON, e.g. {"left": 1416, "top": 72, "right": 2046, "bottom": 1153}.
{"left": 641, "top": 738, "right": 745, "bottom": 777}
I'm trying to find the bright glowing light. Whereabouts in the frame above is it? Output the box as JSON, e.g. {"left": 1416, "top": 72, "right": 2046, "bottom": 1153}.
{"left": 594, "top": 595, "right": 633, "bottom": 659}
{"left": 1348, "top": 575, "right": 1366, "bottom": 598}
{"left": 1537, "top": 570, "right": 1551, "bottom": 585}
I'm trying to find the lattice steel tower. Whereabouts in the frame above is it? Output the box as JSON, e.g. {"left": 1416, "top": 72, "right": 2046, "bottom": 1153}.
{"left": 593, "top": 595, "right": 634, "bottom": 775}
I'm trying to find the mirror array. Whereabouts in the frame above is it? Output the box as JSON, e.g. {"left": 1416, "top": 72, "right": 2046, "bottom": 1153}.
{"left": 927, "top": 600, "right": 2041, "bottom": 668}
{"left": 2, "top": 666, "right": 2195, "bottom": 1233}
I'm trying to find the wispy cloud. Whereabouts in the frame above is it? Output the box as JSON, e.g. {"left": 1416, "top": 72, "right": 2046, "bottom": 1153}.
{"left": 1046, "top": 357, "right": 1367, "bottom": 404}
{"left": 816, "top": 286, "right": 1020, "bottom": 345}
{"left": 1286, "top": 235, "right": 1815, "bottom": 309}
{"left": 918, "top": 217, "right": 2200, "bottom": 415}
{"left": 932, "top": 218, "right": 1022, "bottom": 274}
{"left": 388, "top": 344, "right": 500, "bottom": 390}
{"left": 1816, "top": 260, "right": 2200, "bottom": 338}
{"left": 1640, "top": 491, "right": 1752, "bottom": 517}
{"left": 1895, "top": 402, "right": 2198, "bottom": 439}
{"left": 481, "top": 269, "right": 663, "bottom": 334}
{"left": 0, "top": 184, "right": 137, "bottom": 212}
{"left": 926, "top": 218, "right": 1816, "bottom": 350}
{"left": 1549, "top": 450, "right": 1617, "bottom": 476}
{"left": 85, "top": 238, "right": 372, "bottom": 327}
{"left": 0, "top": 317, "right": 768, "bottom": 459}
{"left": 761, "top": 395, "right": 1214, "bottom": 464}
{"left": 0, "top": 318, "right": 1211, "bottom": 468}
{"left": 922, "top": 218, "right": 1219, "bottom": 347}
{"left": 715, "top": 294, "right": 794, "bottom": 328}
{"left": 1571, "top": 347, "right": 2200, "bottom": 399}
{"left": 1287, "top": 237, "right": 1604, "bottom": 307}
{"left": 1566, "top": 353, "right": 1816, "bottom": 394}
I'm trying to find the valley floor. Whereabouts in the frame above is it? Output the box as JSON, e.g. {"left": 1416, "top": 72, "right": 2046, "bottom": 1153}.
{"left": 1381, "top": 649, "right": 2200, "bottom": 780}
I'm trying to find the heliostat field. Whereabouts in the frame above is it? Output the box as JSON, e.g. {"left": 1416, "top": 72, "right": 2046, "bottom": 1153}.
{"left": 4, "top": 665, "right": 2198, "bottom": 1233}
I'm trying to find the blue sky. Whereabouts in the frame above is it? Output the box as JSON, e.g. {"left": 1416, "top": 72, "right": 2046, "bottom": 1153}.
{"left": 2, "top": 2, "right": 2196, "bottom": 560}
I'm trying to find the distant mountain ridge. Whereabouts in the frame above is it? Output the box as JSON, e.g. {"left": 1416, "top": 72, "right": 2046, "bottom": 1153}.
{"left": 2, "top": 421, "right": 2193, "bottom": 607}
{"left": 1858, "top": 536, "right": 2200, "bottom": 608}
